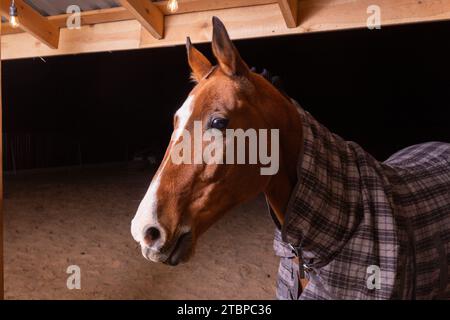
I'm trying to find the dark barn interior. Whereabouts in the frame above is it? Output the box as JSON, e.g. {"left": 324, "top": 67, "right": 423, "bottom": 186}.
{"left": 2, "top": 21, "right": 450, "bottom": 299}
{"left": 4, "top": 21, "right": 450, "bottom": 171}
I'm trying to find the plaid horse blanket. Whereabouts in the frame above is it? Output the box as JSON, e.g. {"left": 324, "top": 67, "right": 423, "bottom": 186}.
{"left": 274, "top": 103, "right": 450, "bottom": 300}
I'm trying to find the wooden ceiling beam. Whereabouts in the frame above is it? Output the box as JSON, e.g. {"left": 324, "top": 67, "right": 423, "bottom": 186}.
{"left": 49, "top": 7, "right": 134, "bottom": 28}
{"left": 1, "top": 23, "right": 24, "bottom": 35}
{"left": 118, "top": 0, "right": 164, "bottom": 39}
{"left": 277, "top": 0, "right": 299, "bottom": 27}
{"left": 0, "top": 0, "right": 60, "bottom": 48}
{"left": 156, "top": 0, "right": 277, "bottom": 15}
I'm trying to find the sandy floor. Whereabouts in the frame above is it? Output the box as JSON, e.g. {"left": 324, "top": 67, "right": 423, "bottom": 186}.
{"left": 3, "top": 165, "right": 279, "bottom": 300}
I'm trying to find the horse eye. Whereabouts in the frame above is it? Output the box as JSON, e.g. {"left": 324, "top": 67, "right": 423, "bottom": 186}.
{"left": 211, "top": 118, "right": 229, "bottom": 130}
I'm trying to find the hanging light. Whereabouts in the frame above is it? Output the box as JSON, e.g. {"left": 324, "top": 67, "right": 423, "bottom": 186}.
{"left": 167, "top": 0, "right": 179, "bottom": 13}
{"left": 9, "top": 0, "right": 20, "bottom": 28}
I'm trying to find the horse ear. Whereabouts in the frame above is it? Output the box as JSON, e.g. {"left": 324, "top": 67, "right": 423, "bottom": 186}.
{"left": 186, "top": 37, "right": 213, "bottom": 82}
{"left": 211, "top": 16, "right": 249, "bottom": 77}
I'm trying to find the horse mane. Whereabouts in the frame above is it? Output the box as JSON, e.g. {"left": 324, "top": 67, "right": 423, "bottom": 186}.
{"left": 191, "top": 65, "right": 291, "bottom": 101}
{"left": 251, "top": 67, "right": 290, "bottom": 100}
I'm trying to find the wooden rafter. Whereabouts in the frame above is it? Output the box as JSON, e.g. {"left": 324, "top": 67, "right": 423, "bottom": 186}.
{"left": 50, "top": 7, "right": 134, "bottom": 28}
{"left": 1, "top": 23, "right": 23, "bottom": 36}
{"left": 278, "top": 0, "right": 299, "bottom": 28}
{"left": 0, "top": 0, "right": 60, "bottom": 48}
{"left": 119, "top": 0, "right": 164, "bottom": 39}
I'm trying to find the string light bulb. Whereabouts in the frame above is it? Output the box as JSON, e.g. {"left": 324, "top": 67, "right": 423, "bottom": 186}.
{"left": 9, "top": 0, "right": 20, "bottom": 28}
{"left": 167, "top": 0, "right": 179, "bottom": 13}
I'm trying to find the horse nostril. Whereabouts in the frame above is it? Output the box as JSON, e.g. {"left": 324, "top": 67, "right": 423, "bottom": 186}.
{"left": 144, "top": 226, "right": 161, "bottom": 244}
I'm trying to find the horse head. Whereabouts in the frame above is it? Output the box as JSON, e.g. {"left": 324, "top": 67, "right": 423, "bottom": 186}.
{"left": 131, "top": 17, "right": 302, "bottom": 265}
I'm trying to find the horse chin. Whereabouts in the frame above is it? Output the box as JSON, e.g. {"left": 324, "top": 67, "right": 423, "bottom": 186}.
{"left": 164, "top": 231, "right": 194, "bottom": 266}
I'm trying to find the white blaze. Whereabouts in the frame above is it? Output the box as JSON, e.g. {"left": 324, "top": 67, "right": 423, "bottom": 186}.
{"left": 131, "top": 96, "right": 195, "bottom": 253}
{"left": 172, "top": 95, "right": 195, "bottom": 142}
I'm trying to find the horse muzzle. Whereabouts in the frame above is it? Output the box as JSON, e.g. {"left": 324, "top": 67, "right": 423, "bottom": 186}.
{"left": 141, "top": 231, "right": 193, "bottom": 266}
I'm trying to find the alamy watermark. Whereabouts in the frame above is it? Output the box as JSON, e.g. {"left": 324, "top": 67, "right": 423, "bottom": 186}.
{"left": 366, "top": 265, "right": 381, "bottom": 290}
{"left": 169, "top": 121, "right": 279, "bottom": 176}
{"left": 66, "top": 265, "right": 81, "bottom": 290}
{"left": 367, "top": 5, "right": 382, "bottom": 30}
{"left": 66, "top": 5, "right": 81, "bottom": 30}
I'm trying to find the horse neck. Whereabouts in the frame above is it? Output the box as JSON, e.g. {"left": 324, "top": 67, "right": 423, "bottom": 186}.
{"left": 262, "top": 96, "right": 303, "bottom": 225}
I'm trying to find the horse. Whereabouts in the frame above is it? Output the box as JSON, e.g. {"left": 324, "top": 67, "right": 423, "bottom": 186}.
{"left": 131, "top": 17, "right": 450, "bottom": 300}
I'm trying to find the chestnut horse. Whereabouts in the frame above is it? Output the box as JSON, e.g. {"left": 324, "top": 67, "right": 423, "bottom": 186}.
{"left": 131, "top": 17, "right": 301, "bottom": 266}
{"left": 131, "top": 17, "right": 450, "bottom": 300}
